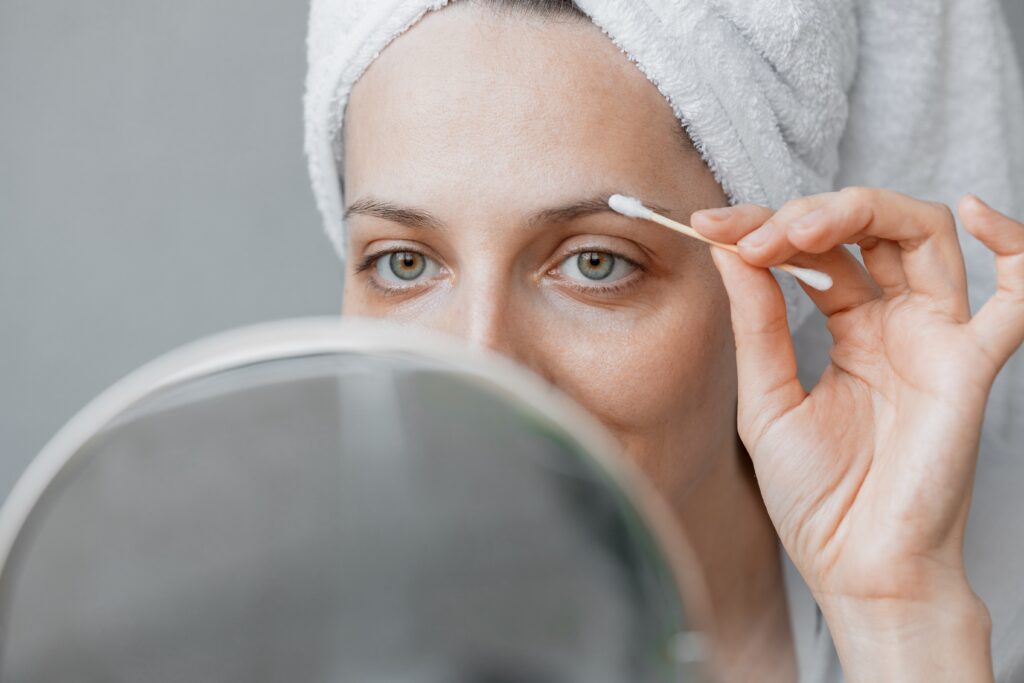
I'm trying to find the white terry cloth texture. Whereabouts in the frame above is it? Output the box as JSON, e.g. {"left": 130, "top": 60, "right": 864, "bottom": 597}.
{"left": 305, "top": 1, "right": 1024, "bottom": 680}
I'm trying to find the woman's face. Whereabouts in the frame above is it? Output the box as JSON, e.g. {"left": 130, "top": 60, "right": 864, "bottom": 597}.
{"left": 343, "top": 3, "right": 738, "bottom": 500}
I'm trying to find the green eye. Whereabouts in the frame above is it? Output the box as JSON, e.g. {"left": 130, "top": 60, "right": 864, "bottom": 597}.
{"left": 372, "top": 250, "right": 440, "bottom": 287}
{"left": 557, "top": 250, "right": 637, "bottom": 287}
{"left": 389, "top": 252, "right": 426, "bottom": 280}
{"left": 577, "top": 252, "right": 615, "bottom": 280}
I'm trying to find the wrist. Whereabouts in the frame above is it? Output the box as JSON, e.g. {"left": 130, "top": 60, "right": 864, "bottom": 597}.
{"left": 818, "top": 588, "right": 993, "bottom": 683}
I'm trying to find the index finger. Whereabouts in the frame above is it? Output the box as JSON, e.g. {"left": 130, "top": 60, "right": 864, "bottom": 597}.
{"left": 736, "top": 187, "right": 969, "bottom": 314}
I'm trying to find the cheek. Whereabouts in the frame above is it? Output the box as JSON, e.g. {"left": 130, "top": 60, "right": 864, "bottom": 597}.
{"left": 342, "top": 252, "right": 739, "bottom": 486}
{"left": 340, "top": 271, "right": 370, "bottom": 316}
{"left": 541, "top": 282, "right": 737, "bottom": 467}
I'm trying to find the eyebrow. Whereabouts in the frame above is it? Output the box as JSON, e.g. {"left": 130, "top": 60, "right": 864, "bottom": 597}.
{"left": 527, "top": 196, "right": 624, "bottom": 226}
{"left": 345, "top": 194, "right": 675, "bottom": 230}
{"left": 344, "top": 197, "right": 446, "bottom": 231}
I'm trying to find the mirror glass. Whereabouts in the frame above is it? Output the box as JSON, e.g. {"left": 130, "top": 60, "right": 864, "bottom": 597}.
{"left": 0, "top": 323, "right": 704, "bottom": 682}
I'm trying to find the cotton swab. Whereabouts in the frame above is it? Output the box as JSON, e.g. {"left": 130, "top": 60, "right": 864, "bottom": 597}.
{"left": 608, "top": 194, "right": 833, "bottom": 292}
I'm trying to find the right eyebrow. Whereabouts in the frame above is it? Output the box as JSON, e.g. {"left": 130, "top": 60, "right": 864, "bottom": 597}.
{"left": 344, "top": 197, "right": 446, "bottom": 231}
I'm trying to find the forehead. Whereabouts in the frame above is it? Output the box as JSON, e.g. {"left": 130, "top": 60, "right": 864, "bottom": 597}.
{"left": 343, "top": 4, "right": 698, "bottom": 208}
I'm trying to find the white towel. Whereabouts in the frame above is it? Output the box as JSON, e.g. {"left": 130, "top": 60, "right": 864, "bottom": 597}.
{"left": 304, "top": 1, "right": 1024, "bottom": 679}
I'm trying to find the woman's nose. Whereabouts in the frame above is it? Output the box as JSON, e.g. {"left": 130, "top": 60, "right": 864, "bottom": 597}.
{"left": 434, "top": 279, "right": 538, "bottom": 370}
{"left": 458, "top": 283, "right": 513, "bottom": 352}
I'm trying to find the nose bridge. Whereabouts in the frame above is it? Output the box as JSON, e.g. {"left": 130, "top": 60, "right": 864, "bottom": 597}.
{"left": 459, "top": 271, "right": 514, "bottom": 354}
{"left": 429, "top": 256, "right": 539, "bottom": 366}
{"left": 421, "top": 250, "right": 541, "bottom": 371}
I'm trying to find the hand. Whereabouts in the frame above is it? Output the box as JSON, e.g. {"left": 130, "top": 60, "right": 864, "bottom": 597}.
{"left": 690, "top": 189, "right": 1024, "bottom": 682}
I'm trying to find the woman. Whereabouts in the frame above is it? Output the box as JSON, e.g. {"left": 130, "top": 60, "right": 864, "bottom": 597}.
{"left": 304, "top": 0, "right": 1024, "bottom": 680}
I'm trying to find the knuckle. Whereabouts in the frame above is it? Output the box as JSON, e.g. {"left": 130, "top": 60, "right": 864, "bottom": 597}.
{"left": 837, "top": 186, "right": 880, "bottom": 226}
{"left": 789, "top": 229, "right": 823, "bottom": 251}
{"left": 997, "top": 278, "right": 1024, "bottom": 305}
{"left": 737, "top": 203, "right": 774, "bottom": 221}
{"left": 928, "top": 200, "right": 956, "bottom": 229}
{"left": 780, "top": 197, "right": 817, "bottom": 216}
{"left": 737, "top": 311, "right": 790, "bottom": 339}
{"left": 839, "top": 186, "right": 878, "bottom": 205}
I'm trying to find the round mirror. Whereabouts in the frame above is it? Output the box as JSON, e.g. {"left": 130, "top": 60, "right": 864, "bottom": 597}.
{"left": 0, "top": 318, "right": 707, "bottom": 682}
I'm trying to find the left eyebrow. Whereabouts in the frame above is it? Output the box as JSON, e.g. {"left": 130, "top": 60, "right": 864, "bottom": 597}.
{"left": 527, "top": 195, "right": 673, "bottom": 226}
{"left": 345, "top": 197, "right": 446, "bottom": 231}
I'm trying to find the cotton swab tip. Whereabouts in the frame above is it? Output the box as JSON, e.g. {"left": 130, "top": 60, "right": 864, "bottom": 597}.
{"left": 608, "top": 194, "right": 652, "bottom": 220}
{"left": 608, "top": 192, "right": 833, "bottom": 293}
{"left": 787, "top": 266, "right": 834, "bottom": 292}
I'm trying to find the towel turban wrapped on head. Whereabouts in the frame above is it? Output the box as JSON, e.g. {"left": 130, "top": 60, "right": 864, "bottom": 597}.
{"left": 304, "top": 0, "right": 1023, "bottom": 329}
{"left": 305, "top": 0, "right": 1024, "bottom": 678}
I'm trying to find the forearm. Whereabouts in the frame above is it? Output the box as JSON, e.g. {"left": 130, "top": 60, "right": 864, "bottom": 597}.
{"left": 819, "top": 590, "right": 993, "bottom": 683}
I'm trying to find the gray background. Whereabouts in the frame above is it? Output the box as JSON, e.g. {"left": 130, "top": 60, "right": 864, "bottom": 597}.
{"left": 2, "top": 0, "right": 1024, "bottom": 500}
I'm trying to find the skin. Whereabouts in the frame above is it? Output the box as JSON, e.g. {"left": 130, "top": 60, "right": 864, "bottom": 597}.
{"left": 692, "top": 191, "right": 1024, "bottom": 680}
{"left": 340, "top": 3, "right": 1024, "bottom": 681}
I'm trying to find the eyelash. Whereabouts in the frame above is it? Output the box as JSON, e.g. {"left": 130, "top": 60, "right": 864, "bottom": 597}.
{"left": 549, "top": 248, "right": 645, "bottom": 295}
{"left": 352, "top": 249, "right": 437, "bottom": 297}
{"left": 354, "top": 247, "right": 645, "bottom": 295}
{"left": 354, "top": 251, "right": 394, "bottom": 275}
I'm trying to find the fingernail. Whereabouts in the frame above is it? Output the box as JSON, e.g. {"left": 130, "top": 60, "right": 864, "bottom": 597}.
{"left": 738, "top": 222, "right": 775, "bottom": 249}
{"left": 966, "top": 193, "right": 990, "bottom": 210}
{"left": 790, "top": 208, "right": 825, "bottom": 234}
{"left": 699, "top": 206, "right": 734, "bottom": 221}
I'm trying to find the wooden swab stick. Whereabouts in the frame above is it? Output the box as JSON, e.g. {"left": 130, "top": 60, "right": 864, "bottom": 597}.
{"left": 608, "top": 194, "right": 834, "bottom": 292}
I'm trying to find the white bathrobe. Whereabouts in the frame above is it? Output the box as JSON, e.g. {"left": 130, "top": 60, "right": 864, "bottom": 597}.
{"left": 304, "top": 1, "right": 1024, "bottom": 680}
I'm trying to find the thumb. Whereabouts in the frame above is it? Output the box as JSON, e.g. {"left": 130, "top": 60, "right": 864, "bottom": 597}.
{"left": 960, "top": 194, "right": 1024, "bottom": 369}
{"left": 711, "top": 247, "right": 807, "bottom": 439}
